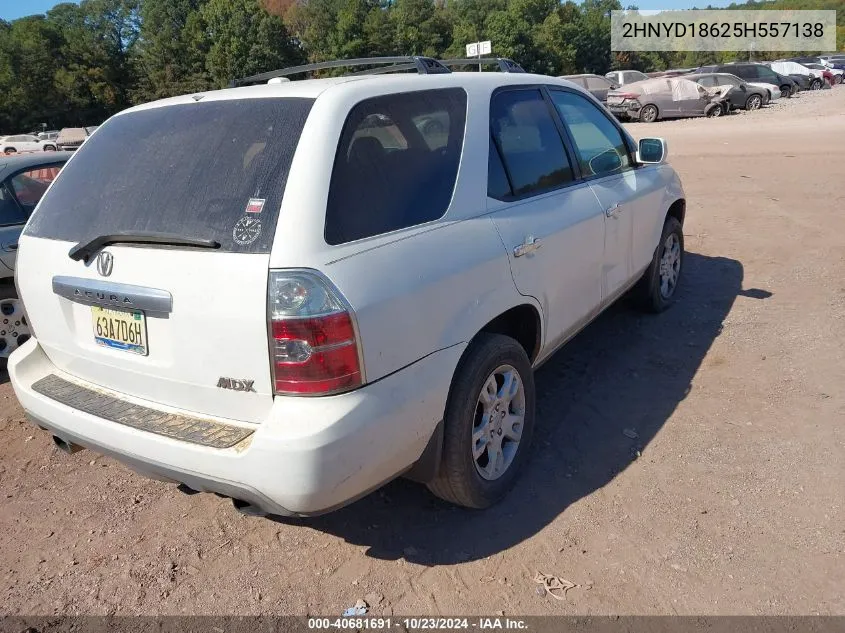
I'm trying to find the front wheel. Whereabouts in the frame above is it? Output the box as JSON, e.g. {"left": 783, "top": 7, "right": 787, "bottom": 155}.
{"left": 3, "top": 147, "right": 16, "bottom": 155}
{"left": 745, "top": 94, "right": 762, "bottom": 110}
{"left": 427, "top": 333, "right": 535, "bottom": 509}
{"left": 639, "top": 104, "right": 659, "bottom": 123}
{"left": 781, "top": 85, "right": 792, "bottom": 98}
{"left": 706, "top": 102, "right": 723, "bottom": 117}
{"left": 633, "top": 216, "right": 684, "bottom": 313}
{"left": 811, "top": 79, "right": 822, "bottom": 90}
{"left": 43, "top": 144, "right": 56, "bottom": 152}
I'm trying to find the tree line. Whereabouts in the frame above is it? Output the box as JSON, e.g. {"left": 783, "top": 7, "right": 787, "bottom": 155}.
{"left": 1, "top": 0, "right": 843, "bottom": 133}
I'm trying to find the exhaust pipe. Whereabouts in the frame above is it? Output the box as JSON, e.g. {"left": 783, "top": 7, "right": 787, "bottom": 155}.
{"left": 52, "top": 435, "right": 84, "bottom": 454}
{"left": 232, "top": 498, "right": 266, "bottom": 517}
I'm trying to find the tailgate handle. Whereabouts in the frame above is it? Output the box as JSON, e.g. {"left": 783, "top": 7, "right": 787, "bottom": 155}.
{"left": 52, "top": 276, "right": 172, "bottom": 314}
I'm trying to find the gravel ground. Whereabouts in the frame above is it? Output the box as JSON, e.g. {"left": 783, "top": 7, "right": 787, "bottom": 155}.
{"left": 1, "top": 88, "right": 843, "bottom": 617}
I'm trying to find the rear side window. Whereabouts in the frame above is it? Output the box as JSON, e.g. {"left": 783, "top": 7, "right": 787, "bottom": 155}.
{"left": 489, "top": 89, "right": 574, "bottom": 198}
{"left": 26, "top": 98, "right": 314, "bottom": 253}
{"left": 586, "top": 76, "right": 610, "bottom": 91}
{"left": 325, "top": 88, "right": 467, "bottom": 245}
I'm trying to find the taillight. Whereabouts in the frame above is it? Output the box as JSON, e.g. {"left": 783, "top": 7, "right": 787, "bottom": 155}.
{"left": 267, "top": 270, "right": 363, "bottom": 396}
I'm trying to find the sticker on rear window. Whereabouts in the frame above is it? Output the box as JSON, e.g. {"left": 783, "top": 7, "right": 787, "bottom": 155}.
{"left": 245, "top": 198, "right": 265, "bottom": 214}
{"left": 233, "top": 216, "right": 262, "bottom": 245}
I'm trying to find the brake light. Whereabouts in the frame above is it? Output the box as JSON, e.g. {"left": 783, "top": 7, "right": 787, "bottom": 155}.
{"left": 616, "top": 92, "right": 639, "bottom": 99}
{"left": 268, "top": 270, "right": 363, "bottom": 396}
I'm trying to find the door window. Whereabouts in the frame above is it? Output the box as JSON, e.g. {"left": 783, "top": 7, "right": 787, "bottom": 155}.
{"left": 0, "top": 184, "right": 27, "bottom": 226}
{"left": 696, "top": 76, "right": 717, "bottom": 87}
{"left": 10, "top": 165, "right": 62, "bottom": 211}
{"left": 489, "top": 89, "right": 574, "bottom": 199}
{"left": 549, "top": 90, "right": 631, "bottom": 178}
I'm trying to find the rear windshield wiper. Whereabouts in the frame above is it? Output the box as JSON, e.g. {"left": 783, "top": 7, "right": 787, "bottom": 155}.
{"left": 69, "top": 231, "right": 221, "bottom": 262}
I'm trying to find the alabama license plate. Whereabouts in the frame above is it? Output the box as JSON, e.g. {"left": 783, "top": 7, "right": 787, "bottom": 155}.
{"left": 91, "top": 307, "right": 148, "bottom": 355}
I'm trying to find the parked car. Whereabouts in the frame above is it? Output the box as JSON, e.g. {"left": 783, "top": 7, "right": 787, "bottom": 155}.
{"left": 0, "top": 152, "right": 71, "bottom": 365}
{"left": 0, "top": 134, "right": 58, "bottom": 154}
{"left": 607, "top": 76, "right": 731, "bottom": 121}
{"left": 802, "top": 63, "right": 842, "bottom": 84}
{"left": 697, "top": 63, "right": 796, "bottom": 98}
{"left": 37, "top": 131, "right": 60, "bottom": 142}
{"left": 605, "top": 70, "right": 649, "bottom": 86}
{"left": 684, "top": 73, "right": 769, "bottom": 110}
{"left": 767, "top": 61, "right": 824, "bottom": 90}
{"left": 9, "top": 60, "right": 688, "bottom": 517}
{"left": 56, "top": 126, "right": 98, "bottom": 152}
{"left": 747, "top": 81, "right": 780, "bottom": 103}
{"left": 559, "top": 74, "right": 617, "bottom": 102}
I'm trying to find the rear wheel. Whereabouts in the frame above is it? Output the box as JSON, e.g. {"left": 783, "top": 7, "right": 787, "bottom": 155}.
{"left": 633, "top": 216, "right": 684, "bottom": 313}
{"left": 639, "top": 104, "right": 659, "bottom": 123}
{"left": 427, "top": 333, "right": 535, "bottom": 509}
{"left": 43, "top": 144, "right": 56, "bottom": 152}
{"left": 745, "top": 94, "right": 762, "bottom": 110}
{"left": 780, "top": 85, "right": 792, "bottom": 98}
{"left": 706, "top": 103, "right": 723, "bottom": 117}
{"left": 836, "top": 75, "right": 843, "bottom": 85}
{"left": 3, "top": 147, "right": 16, "bottom": 155}
{"left": 0, "top": 285, "right": 30, "bottom": 370}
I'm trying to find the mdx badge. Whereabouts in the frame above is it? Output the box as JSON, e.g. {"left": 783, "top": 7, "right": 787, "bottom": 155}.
{"left": 217, "top": 377, "right": 256, "bottom": 393}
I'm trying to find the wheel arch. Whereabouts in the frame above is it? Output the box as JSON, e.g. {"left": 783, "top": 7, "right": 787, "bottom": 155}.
{"left": 405, "top": 301, "right": 543, "bottom": 484}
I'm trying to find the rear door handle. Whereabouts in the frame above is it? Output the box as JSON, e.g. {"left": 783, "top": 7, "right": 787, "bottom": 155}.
{"left": 605, "top": 203, "right": 621, "bottom": 218}
{"left": 514, "top": 235, "right": 542, "bottom": 258}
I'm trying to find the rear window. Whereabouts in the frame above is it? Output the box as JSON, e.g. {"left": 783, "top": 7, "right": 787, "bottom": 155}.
{"left": 26, "top": 98, "right": 314, "bottom": 253}
{"left": 325, "top": 88, "right": 467, "bottom": 245}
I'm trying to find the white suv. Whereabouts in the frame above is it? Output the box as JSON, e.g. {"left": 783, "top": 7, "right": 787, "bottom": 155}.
{"left": 10, "top": 57, "right": 686, "bottom": 516}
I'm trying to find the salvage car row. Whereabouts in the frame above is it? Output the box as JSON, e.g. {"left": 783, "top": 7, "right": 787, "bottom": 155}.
{"left": 0, "top": 127, "right": 99, "bottom": 155}
{"left": 565, "top": 56, "right": 845, "bottom": 122}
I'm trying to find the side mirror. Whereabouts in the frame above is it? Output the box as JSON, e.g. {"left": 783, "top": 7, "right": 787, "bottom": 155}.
{"left": 637, "top": 138, "right": 668, "bottom": 164}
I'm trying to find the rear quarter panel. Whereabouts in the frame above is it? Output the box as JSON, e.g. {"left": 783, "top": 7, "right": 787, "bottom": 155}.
{"left": 267, "top": 77, "right": 538, "bottom": 383}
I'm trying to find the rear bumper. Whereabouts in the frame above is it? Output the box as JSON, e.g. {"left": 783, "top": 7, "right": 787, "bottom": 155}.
{"left": 10, "top": 338, "right": 464, "bottom": 516}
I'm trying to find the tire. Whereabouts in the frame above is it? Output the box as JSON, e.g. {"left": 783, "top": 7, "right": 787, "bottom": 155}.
{"left": 811, "top": 79, "right": 822, "bottom": 90}
{"left": 3, "top": 147, "right": 16, "bottom": 155}
{"left": 836, "top": 75, "right": 843, "bottom": 85}
{"left": 745, "top": 94, "right": 762, "bottom": 110}
{"left": 780, "top": 85, "right": 791, "bottom": 98}
{"left": 0, "top": 285, "right": 30, "bottom": 370}
{"left": 427, "top": 333, "right": 535, "bottom": 509}
{"left": 706, "top": 103, "right": 723, "bottom": 118}
{"left": 639, "top": 104, "right": 659, "bottom": 123}
{"left": 632, "top": 216, "right": 684, "bottom": 313}
{"left": 43, "top": 144, "right": 56, "bottom": 152}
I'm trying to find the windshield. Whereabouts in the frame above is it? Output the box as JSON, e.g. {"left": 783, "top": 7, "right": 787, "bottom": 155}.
{"left": 26, "top": 98, "right": 314, "bottom": 253}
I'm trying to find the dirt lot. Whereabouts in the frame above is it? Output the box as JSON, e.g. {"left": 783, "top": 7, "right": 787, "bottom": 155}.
{"left": 2, "top": 89, "right": 844, "bottom": 617}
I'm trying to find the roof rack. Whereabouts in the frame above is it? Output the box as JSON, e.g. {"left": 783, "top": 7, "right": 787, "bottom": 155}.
{"left": 231, "top": 56, "right": 528, "bottom": 86}
{"left": 231, "top": 56, "right": 451, "bottom": 87}
{"left": 440, "top": 58, "right": 526, "bottom": 73}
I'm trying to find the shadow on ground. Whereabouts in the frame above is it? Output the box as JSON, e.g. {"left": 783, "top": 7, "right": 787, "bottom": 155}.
{"left": 277, "top": 251, "right": 766, "bottom": 565}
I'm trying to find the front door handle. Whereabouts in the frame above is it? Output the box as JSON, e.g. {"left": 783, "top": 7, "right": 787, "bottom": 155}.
{"left": 514, "top": 235, "right": 542, "bottom": 258}
{"left": 605, "top": 203, "right": 621, "bottom": 218}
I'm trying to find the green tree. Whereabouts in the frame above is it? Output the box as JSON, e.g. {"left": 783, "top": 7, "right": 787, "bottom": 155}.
{"left": 199, "top": 0, "right": 304, "bottom": 87}
{"left": 133, "top": 0, "right": 211, "bottom": 102}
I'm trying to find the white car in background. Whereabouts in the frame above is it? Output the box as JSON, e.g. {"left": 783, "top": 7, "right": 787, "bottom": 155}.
{"left": 747, "top": 82, "right": 781, "bottom": 102}
{"left": 10, "top": 57, "right": 687, "bottom": 517}
{"left": 1, "top": 135, "right": 58, "bottom": 154}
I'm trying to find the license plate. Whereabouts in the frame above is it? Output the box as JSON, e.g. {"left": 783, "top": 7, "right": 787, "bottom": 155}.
{"left": 92, "top": 307, "right": 148, "bottom": 355}
{"left": 607, "top": 96, "right": 624, "bottom": 104}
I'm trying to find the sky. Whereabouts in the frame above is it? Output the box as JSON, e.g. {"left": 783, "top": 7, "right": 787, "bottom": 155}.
{"left": 0, "top": 0, "right": 736, "bottom": 22}
{"left": 1, "top": 0, "right": 79, "bottom": 22}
